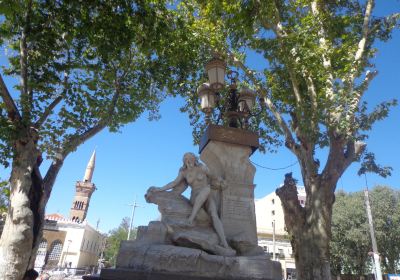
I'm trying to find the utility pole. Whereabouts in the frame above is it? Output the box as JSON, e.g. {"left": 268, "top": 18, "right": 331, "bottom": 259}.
{"left": 272, "top": 219, "right": 276, "bottom": 261}
{"left": 127, "top": 196, "right": 142, "bottom": 240}
{"left": 364, "top": 188, "right": 383, "bottom": 280}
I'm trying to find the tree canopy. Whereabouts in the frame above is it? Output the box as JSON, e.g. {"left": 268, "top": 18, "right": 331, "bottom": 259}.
{"left": 178, "top": 1, "right": 398, "bottom": 278}
{"left": 183, "top": 0, "right": 398, "bottom": 166}
{"left": 0, "top": 1, "right": 207, "bottom": 278}
{"left": 331, "top": 186, "right": 400, "bottom": 276}
{"left": 0, "top": 0, "right": 206, "bottom": 166}
{"left": 103, "top": 217, "right": 134, "bottom": 267}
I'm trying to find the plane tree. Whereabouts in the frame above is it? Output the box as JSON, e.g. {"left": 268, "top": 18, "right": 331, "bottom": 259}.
{"left": 0, "top": 1, "right": 204, "bottom": 278}
{"left": 184, "top": 1, "right": 399, "bottom": 279}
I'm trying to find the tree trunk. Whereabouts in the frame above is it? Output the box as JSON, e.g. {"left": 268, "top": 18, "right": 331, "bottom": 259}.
{"left": 28, "top": 158, "right": 64, "bottom": 269}
{"left": 26, "top": 164, "right": 44, "bottom": 270}
{"left": 277, "top": 173, "right": 335, "bottom": 280}
{"left": 292, "top": 221, "right": 332, "bottom": 280}
{"left": 0, "top": 130, "right": 40, "bottom": 280}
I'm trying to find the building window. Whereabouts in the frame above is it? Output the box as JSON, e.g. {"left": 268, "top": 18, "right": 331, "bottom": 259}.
{"left": 37, "top": 239, "right": 48, "bottom": 257}
{"left": 271, "top": 210, "right": 275, "bottom": 216}
{"left": 48, "top": 240, "right": 63, "bottom": 261}
{"left": 272, "top": 199, "right": 275, "bottom": 204}
{"left": 278, "top": 249, "right": 284, "bottom": 256}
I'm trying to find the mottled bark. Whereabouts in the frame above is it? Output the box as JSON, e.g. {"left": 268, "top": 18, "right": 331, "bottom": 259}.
{"left": 0, "top": 130, "right": 66, "bottom": 279}
{"left": 0, "top": 128, "right": 39, "bottom": 280}
{"left": 277, "top": 173, "right": 335, "bottom": 280}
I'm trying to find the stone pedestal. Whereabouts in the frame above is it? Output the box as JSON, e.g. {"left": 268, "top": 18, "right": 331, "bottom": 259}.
{"left": 99, "top": 242, "right": 281, "bottom": 280}
{"left": 200, "top": 125, "right": 260, "bottom": 255}
{"left": 97, "top": 125, "right": 282, "bottom": 280}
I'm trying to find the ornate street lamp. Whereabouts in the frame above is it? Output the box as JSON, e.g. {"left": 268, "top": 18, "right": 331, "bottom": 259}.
{"left": 198, "top": 56, "right": 257, "bottom": 129}
{"left": 197, "top": 83, "right": 216, "bottom": 124}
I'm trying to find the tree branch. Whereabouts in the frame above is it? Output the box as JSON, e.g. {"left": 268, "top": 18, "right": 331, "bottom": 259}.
{"left": 0, "top": 74, "right": 21, "bottom": 122}
{"left": 62, "top": 81, "right": 121, "bottom": 155}
{"left": 276, "top": 173, "right": 305, "bottom": 235}
{"left": 43, "top": 157, "right": 64, "bottom": 206}
{"left": 305, "top": 74, "right": 318, "bottom": 121}
{"left": 36, "top": 49, "right": 71, "bottom": 128}
{"left": 342, "top": 140, "right": 366, "bottom": 171}
{"left": 226, "top": 51, "right": 298, "bottom": 153}
{"left": 322, "top": 133, "right": 366, "bottom": 188}
{"left": 346, "top": 71, "right": 378, "bottom": 131}
{"left": 65, "top": 122, "right": 107, "bottom": 155}
{"left": 270, "top": 0, "right": 287, "bottom": 38}
{"left": 346, "top": 0, "right": 374, "bottom": 89}
{"left": 20, "top": 0, "right": 32, "bottom": 122}
{"left": 34, "top": 95, "right": 63, "bottom": 128}
{"left": 310, "top": 1, "right": 336, "bottom": 119}
{"left": 34, "top": 70, "right": 69, "bottom": 128}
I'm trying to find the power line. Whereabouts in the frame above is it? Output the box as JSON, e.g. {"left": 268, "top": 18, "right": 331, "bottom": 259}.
{"left": 250, "top": 160, "right": 298, "bottom": 171}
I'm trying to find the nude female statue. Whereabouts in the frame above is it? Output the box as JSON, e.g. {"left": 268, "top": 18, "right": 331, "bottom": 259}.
{"left": 152, "top": 152, "right": 231, "bottom": 249}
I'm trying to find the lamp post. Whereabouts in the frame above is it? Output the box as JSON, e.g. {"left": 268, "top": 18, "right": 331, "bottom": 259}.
{"left": 64, "top": 239, "right": 72, "bottom": 269}
{"left": 365, "top": 189, "right": 383, "bottom": 280}
{"left": 272, "top": 220, "right": 276, "bottom": 261}
{"left": 198, "top": 55, "right": 257, "bottom": 129}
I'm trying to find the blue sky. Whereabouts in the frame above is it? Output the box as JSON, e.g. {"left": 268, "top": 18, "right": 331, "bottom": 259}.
{"left": 1, "top": 3, "right": 399, "bottom": 234}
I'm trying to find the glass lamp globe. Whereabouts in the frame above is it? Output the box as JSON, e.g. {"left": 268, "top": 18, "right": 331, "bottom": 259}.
{"left": 205, "top": 57, "right": 226, "bottom": 91}
{"left": 197, "top": 82, "right": 216, "bottom": 110}
{"left": 238, "top": 86, "right": 256, "bottom": 112}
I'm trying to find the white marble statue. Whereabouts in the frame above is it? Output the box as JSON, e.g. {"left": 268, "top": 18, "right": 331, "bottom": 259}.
{"left": 151, "top": 152, "right": 230, "bottom": 250}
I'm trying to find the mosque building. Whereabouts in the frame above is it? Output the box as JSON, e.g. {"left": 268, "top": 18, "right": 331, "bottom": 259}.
{"left": 34, "top": 151, "right": 105, "bottom": 274}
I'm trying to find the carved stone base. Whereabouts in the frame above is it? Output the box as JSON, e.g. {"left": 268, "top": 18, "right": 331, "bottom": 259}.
{"left": 102, "top": 243, "right": 282, "bottom": 280}
{"left": 97, "top": 269, "right": 279, "bottom": 280}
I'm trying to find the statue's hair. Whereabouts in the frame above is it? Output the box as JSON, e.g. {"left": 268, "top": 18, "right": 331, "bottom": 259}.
{"left": 181, "top": 152, "right": 200, "bottom": 170}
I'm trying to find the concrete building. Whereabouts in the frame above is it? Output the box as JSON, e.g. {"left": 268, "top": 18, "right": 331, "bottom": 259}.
{"left": 34, "top": 151, "right": 105, "bottom": 274}
{"left": 255, "top": 186, "right": 306, "bottom": 280}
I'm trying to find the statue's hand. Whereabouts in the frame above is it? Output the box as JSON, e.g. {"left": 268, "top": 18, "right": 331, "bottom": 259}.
{"left": 220, "top": 179, "right": 228, "bottom": 190}
{"left": 210, "top": 179, "right": 227, "bottom": 190}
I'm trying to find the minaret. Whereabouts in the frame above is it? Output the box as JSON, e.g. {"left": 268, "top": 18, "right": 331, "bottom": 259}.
{"left": 83, "top": 150, "right": 96, "bottom": 182}
{"left": 69, "top": 151, "right": 97, "bottom": 222}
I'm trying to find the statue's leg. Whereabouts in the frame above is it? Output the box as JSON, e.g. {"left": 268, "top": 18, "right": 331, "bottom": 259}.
{"left": 188, "top": 187, "right": 210, "bottom": 224}
{"left": 207, "top": 199, "right": 230, "bottom": 249}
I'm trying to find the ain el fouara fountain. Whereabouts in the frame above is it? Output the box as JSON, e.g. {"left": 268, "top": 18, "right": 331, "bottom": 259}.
{"left": 99, "top": 55, "right": 282, "bottom": 280}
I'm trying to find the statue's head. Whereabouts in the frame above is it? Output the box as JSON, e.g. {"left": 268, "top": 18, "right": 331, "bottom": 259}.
{"left": 182, "top": 152, "right": 199, "bottom": 169}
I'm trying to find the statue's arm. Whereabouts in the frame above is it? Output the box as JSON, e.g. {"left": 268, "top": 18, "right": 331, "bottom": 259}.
{"left": 155, "top": 171, "right": 185, "bottom": 192}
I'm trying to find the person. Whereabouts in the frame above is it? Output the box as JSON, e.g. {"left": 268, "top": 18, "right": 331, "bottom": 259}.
{"left": 153, "top": 152, "right": 231, "bottom": 249}
{"left": 22, "top": 269, "right": 39, "bottom": 280}
{"left": 39, "top": 272, "right": 50, "bottom": 280}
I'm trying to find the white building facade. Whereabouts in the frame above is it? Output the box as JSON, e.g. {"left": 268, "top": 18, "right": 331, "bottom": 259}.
{"left": 34, "top": 214, "right": 105, "bottom": 274}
